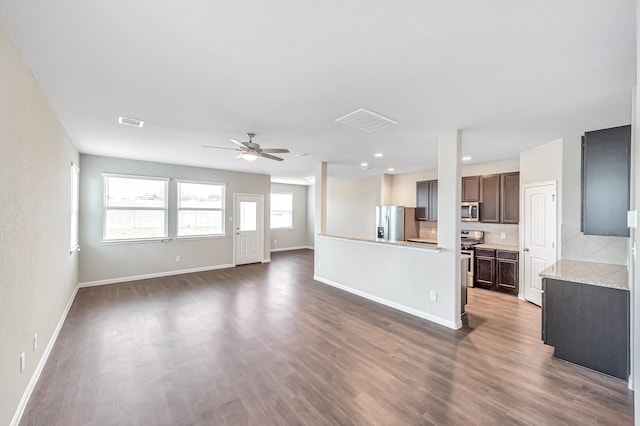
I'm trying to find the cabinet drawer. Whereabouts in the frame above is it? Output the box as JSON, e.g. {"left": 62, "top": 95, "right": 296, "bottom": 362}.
{"left": 496, "top": 250, "right": 518, "bottom": 260}
{"left": 474, "top": 248, "right": 495, "bottom": 258}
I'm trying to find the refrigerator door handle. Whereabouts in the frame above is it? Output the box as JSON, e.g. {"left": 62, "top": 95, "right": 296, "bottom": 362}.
{"left": 385, "top": 215, "right": 390, "bottom": 240}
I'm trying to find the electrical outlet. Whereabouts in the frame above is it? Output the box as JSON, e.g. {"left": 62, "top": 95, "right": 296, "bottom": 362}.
{"left": 274, "top": 239, "right": 277, "bottom": 245}
{"left": 318, "top": 261, "right": 322, "bottom": 270}
{"left": 429, "top": 290, "right": 437, "bottom": 301}
{"left": 431, "top": 228, "right": 436, "bottom": 234}
{"left": 500, "top": 232, "right": 506, "bottom": 240}
{"left": 20, "top": 352, "right": 25, "bottom": 372}
{"left": 33, "top": 333, "right": 37, "bottom": 351}
{"left": 175, "top": 255, "right": 181, "bottom": 263}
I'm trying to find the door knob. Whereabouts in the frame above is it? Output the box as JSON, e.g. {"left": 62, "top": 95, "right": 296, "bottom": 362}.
{"left": 524, "top": 248, "right": 530, "bottom": 252}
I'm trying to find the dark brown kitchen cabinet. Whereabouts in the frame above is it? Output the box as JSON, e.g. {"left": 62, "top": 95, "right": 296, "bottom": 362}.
{"left": 416, "top": 180, "right": 437, "bottom": 221}
{"left": 496, "top": 250, "right": 518, "bottom": 294}
{"left": 480, "top": 174, "right": 500, "bottom": 223}
{"left": 474, "top": 248, "right": 496, "bottom": 289}
{"left": 542, "top": 278, "right": 629, "bottom": 380}
{"left": 582, "top": 125, "right": 631, "bottom": 237}
{"left": 500, "top": 172, "right": 520, "bottom": 224}
{"left": 462, "top": 176, "right": 480, "bottom": 202}
{"left": 478, "top": 172, "right": 519, "bottom": 224}
{"left": 474, "top": 247, "right": 519, "bottom": 295}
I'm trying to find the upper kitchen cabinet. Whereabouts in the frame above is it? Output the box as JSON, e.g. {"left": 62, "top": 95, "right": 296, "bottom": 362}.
{"left": 462, "top": 176, "right": 480, "bottom": 202}
{"left": 480, "top": 174, "right": 501, "bottom": 223}
{"left": 416, "top": 180, "right": 438, "bottom": 221}
{"left": 582, "top": 125, "right": 631, "bottom": 237}
{"left": 479, "top": 172, "right": 520, "bottom": 224}
{"left": 500, "top": 172, "right": 520, "bottom": 224}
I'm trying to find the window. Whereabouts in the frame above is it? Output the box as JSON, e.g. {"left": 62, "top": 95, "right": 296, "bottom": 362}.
{"left": 103, "top": 174, "right": 169, "bottom": 241}
{"left": 177, "top": 181, "right": 225, "bottom": 237}
{"left": 270, "top": 193, "right": 293, "bottom": 229}
{"left": 70, "top": 162, "right": 79, "bottom": 252}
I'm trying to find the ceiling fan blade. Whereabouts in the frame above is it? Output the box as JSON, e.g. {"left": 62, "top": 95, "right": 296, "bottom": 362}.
{"left": 257, "top": 152, "right": 284, "bottom": 161}
{"left": 260, "top": 148, "right": 290, "bottom": 154}
{"left": 229, "top": 138, "right": 250, "bottom": 148}
{"left": 202, "top": 145, "right": 242, "bottom": 151}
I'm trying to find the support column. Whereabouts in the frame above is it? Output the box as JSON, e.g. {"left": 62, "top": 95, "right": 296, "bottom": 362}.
{"left": 437, "top": 130, "right": 462, "bottom": 326}
{"left": 314, "top": 161, "right": 327, "bottom": 239}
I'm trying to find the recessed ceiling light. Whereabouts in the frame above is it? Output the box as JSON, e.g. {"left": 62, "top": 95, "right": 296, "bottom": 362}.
{"left": 462, "top": 156, "right": 472, "bottom": 161}
{"left": 296, "top": 153, "right": 312, "bottom": 157}
{"left": 374, "top": 153, "right": 383, "bottom": 158}
{"left": 360, "top": 162, "right": 368, "bottom": 167}
{"left": 118, "top": 116, "right": 144, "bottom": 128}
{"left": 387, "top": 168, "right": 395, "bottom": 172}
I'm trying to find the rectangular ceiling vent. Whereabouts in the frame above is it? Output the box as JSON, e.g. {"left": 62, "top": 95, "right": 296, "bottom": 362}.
{"left": 335, "top": 108, "right": 397, "bottom": 132}
{"left": 118, "top": 116, "right": 144, "bottom": 128}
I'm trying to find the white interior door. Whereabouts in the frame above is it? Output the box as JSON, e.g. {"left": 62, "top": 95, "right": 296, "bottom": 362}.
{"left": 523, "top": 182, "right": 557, "bottom": 306}
{"left": 234, "top": 194, "right": 263, "bottom": 265}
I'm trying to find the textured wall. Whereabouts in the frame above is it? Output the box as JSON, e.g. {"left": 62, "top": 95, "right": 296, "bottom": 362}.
{"left": 270, "top": 183, "right": 310, "bottom": 250}
{"left": 78, "top": 154, "right": 271, "bottom": 284}
{"left": 0, "top": 28, "right": 79, "bottom": 425}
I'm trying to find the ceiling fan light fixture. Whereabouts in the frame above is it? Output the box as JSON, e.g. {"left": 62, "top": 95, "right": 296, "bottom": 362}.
{"left": 240, "top": 152, "right": 259, "bottom": 161}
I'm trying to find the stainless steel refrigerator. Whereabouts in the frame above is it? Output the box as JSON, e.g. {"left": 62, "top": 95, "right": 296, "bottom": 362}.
{"left": 375, "top": 206, "right": 418, "bottom": 241}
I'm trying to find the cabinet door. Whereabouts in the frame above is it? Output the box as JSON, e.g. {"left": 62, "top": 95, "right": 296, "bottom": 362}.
{"left": 480, "top": 174, "right": 500, "bottom": 223}
{"left": 500, "top": 172, "right": 519, "bottom": 224}
{"left": 496, "top": 259, "right": 518, "bottom": 294}
{"left": 416, "top": 181, "right": 429, "bottom": 221}
{"left": 475, "top": 256, "right": 495, "bottom": 289}
{"left": 582, "top": 125, "right": 631, "bottom": 237}
{"left": 462, "top": 176, "right": 480, "bottom": 202}
{"left": 428, "top": 180, "right": 438, "bottom": 222}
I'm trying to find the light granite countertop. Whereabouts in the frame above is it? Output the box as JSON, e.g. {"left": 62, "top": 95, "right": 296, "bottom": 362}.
{"left": 539, "top": 259, "right": 628, "bottom": 290}
{"left": 475, "top": 243, "right": 519, "bottom": 251}
{"left": 320, "top": 234, "right": 441, "bottom": 251}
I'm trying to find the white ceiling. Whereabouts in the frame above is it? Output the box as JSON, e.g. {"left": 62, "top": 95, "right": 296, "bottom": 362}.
{"left": 0, "top": 1, "right": 635, "bottom": 184}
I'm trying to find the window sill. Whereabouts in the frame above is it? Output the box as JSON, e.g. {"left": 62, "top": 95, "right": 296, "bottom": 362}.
{"left": 175, "top": 234, "right": 227, "bottom": 241}
{"left": 102, "top": 238, "right": 170, "bottom": 245}
{"left": 271, "top": 227, "right": 293, "bottom": 231}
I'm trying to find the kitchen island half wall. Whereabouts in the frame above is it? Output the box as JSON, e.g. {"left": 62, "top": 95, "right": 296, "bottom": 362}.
{"left": 314, "top": 234, "right": 463, "bottom": 329}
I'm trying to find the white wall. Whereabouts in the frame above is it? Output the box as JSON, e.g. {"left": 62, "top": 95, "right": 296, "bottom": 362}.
{"left": 326, "top": 176, "right": 381, "bottom": 238}
{"left": 270, "top": 183, "right": 310, "bottom": 250}
{"left": 306, "top": 184, "right": 315, "bottom": 247}
{"left": 79, "top": 154, "right": 271, "bottom": 284}
{"left": 0, "top": 28, "right": 79, "bottom": 426}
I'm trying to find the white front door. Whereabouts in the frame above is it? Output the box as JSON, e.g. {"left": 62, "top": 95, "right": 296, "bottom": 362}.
{"left": 234, "top": 194, "right": 263, "bottom": 265}
{"left": 523, "top": 182, "right": 557, "bottom": 306}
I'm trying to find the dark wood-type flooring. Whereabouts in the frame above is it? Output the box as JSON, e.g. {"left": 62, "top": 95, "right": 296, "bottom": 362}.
{"left": 21, "top": 249, "right": 633, "bottom": 425}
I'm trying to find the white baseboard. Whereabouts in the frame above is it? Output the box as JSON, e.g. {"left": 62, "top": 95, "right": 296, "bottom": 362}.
{"left": 313, "top": 275, "right": 460, "bottom": 330}
{"left": 261, "top": 258, "right": 271, "bottom": 263}
{"left": 11, "top": 285, "right": 78, "bottom": 426}
{"left": 78, "top": 263, "right": 235, "bottom": 288}
{"left": 270, "top": 245, "right": 314, "bottom": 253}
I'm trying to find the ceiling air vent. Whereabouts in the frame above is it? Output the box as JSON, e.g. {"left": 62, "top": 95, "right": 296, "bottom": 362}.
{"left": 118, "top": 116, "right": 144, "bottom": 128}
{"left": 335, "top": 108, "right": 397, "bottom": 132}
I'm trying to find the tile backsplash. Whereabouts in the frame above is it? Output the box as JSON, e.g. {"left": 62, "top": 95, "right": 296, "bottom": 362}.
{"left": 562, "top": 225, "right": 628, "bottom": 265}
{"left": 418, "top": 221, "right": 519, "bottom": 246}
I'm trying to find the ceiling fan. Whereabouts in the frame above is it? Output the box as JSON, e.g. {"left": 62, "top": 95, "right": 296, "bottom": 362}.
{"left": 202, "top": 133, "right": 289, "bottom": 161}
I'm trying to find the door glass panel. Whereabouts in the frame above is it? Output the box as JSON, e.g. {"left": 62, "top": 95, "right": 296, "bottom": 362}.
{"left": 240, "top": 201, "right": 257, "bottom": 231}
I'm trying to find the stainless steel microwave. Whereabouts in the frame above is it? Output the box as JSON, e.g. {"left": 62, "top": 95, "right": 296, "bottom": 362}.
{"left": 461, "top": 202, "right": 479, "bottom": 221}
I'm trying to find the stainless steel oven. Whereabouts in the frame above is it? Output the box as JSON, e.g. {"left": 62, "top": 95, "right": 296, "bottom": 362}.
{"left": 461, "top": 202, "right": 480, "bottom": 222}
{"left": 461, "top": 230, "right": 484, "bottom": 288}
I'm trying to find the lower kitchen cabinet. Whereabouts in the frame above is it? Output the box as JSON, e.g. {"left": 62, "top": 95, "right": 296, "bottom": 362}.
{"left": 542, "top": 278, "right": 629, "bottom": 380}
{"left": 474, "top": 247, "right": 519, "bottom": 294}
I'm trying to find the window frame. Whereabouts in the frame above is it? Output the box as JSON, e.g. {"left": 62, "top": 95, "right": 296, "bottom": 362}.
{"left": 70, "top": 162, "right": 80, "bottom": 253}
{"left": 176, "top": 179, "right": 226, "bottom": 239}
{"left": 270, "top": 192, "right": 294, "bottom": 230}
{"left": 102, "top": 173, "right": 170, "bottom": 243}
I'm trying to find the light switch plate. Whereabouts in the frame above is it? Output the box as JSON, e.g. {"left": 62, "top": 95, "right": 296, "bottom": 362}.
{"left": 627, "top": 210, "right": 637, "bottom": 228}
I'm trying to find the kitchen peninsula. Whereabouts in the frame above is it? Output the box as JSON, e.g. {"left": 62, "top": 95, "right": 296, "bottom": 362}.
{"left": 540, "top": 260, "right": 629, "bottom": 380}
{"left": 314, "top": 234, "right": 465, "bottom": 329}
